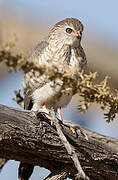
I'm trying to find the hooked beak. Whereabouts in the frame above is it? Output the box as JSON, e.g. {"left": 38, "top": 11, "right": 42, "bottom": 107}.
{"left": 73, "top": 31, "right": 82, "bottom": 39}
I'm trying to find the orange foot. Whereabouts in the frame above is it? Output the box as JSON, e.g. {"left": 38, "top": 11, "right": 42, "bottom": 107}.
{"left": 57, "top": 106, "right": 75, "bottom": 133}
{"left": 42, "top": 104, "right": 52, "bottom": 120}
{"left": 57, "top": 106, "right": 63, "bottom": 121}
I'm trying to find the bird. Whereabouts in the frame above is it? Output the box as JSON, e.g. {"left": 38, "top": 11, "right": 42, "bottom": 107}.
{"left": 20, "top": 17, "right": 87, "bottom": 180}
{"left": 22, "top": 17, "right": 87, "bottom": 121}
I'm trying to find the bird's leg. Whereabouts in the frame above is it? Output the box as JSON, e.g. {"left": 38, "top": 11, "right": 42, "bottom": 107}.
{"left": 42, "top": 104, "right": 46, "bottom": 109}
{"left": 57, "top": 106, "right": 63, "bottom": 121}
{"left": 42, "top": 104, "right": 53, "bottom": 120}
{"left": 57, "top": 106, "right": 75, "bottom": 133}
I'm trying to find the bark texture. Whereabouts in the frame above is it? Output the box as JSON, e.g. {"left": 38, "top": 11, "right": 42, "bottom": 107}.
{"left": 0, "top": 104, "right": 118, "bottom": 179}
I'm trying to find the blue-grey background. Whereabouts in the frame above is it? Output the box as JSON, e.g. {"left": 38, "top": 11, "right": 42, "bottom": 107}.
{"left": 0, "top": 0, "right": 118, "bottom": 179}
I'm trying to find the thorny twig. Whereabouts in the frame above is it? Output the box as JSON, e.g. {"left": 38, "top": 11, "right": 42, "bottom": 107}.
{"left": 1, "top": 40, "right": 118, "bottom": 122}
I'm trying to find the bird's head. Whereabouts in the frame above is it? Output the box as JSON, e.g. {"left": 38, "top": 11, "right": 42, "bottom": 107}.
{"left": 48, "top": 18, "right": 84, "bottom": 47}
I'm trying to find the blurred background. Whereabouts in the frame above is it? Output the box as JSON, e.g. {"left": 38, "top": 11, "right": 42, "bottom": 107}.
{"left": 0, "top": 0, "right": 118, "bottom": 179}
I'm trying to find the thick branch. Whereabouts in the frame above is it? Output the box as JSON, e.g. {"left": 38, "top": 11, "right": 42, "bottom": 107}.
{"left": 44, "top": 164, "right": 72, "bottom": 180}
{"left": 0, "top": 104, "right": 118, "bottom": 179}
{"left": 51, "top": 111, "right": 89, "bottom": 180}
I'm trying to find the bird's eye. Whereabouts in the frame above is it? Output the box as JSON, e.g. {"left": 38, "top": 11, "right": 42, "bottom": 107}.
{"left": 66, "top": 28, "right": 73, "bottom": 34}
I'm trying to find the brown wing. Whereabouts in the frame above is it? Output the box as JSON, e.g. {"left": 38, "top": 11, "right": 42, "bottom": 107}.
{"left": 27, "top": 40, "right": 49, "bottom": 62}
{"left": 24, "top": 40, "right": 49, "bottom": 110}
{"left": 78, "top": 45, "right": 87, "bottom": 72}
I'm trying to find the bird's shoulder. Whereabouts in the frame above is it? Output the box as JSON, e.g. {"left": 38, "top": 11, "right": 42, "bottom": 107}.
{"left": 72, "top": 45, "right": 87, "bottom": 72}
{"left": 78, "top": 45, "right": 87, "bottom": 69}
{"left": 27, "top": 39, "right": 49, "bottom": 62}
{"left": 77, "top": 45, "right": 86, "bottom": 59}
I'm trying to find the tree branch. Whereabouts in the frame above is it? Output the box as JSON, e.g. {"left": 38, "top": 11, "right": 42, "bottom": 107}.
{"left": 44, "top": 164, "right": 71, "bottom": 180}
{"left": 0, "top": 158, "right": 7, "bottom": 171}
{"left": 50, "top": 111, "right": 89, "bottom": 180}
{"left": 0, "top": 104, "right": 118, "bottom": 179}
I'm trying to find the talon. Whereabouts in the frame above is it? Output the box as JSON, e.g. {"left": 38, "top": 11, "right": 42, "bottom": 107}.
{"left": 70, "top": 127, "right": 76, "bottom": 133}
{"left": 42, "top": 104, "right": 52, "bottom": 120}
{"left": 45, "top": 113, "right": 53, "bottom": 120}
